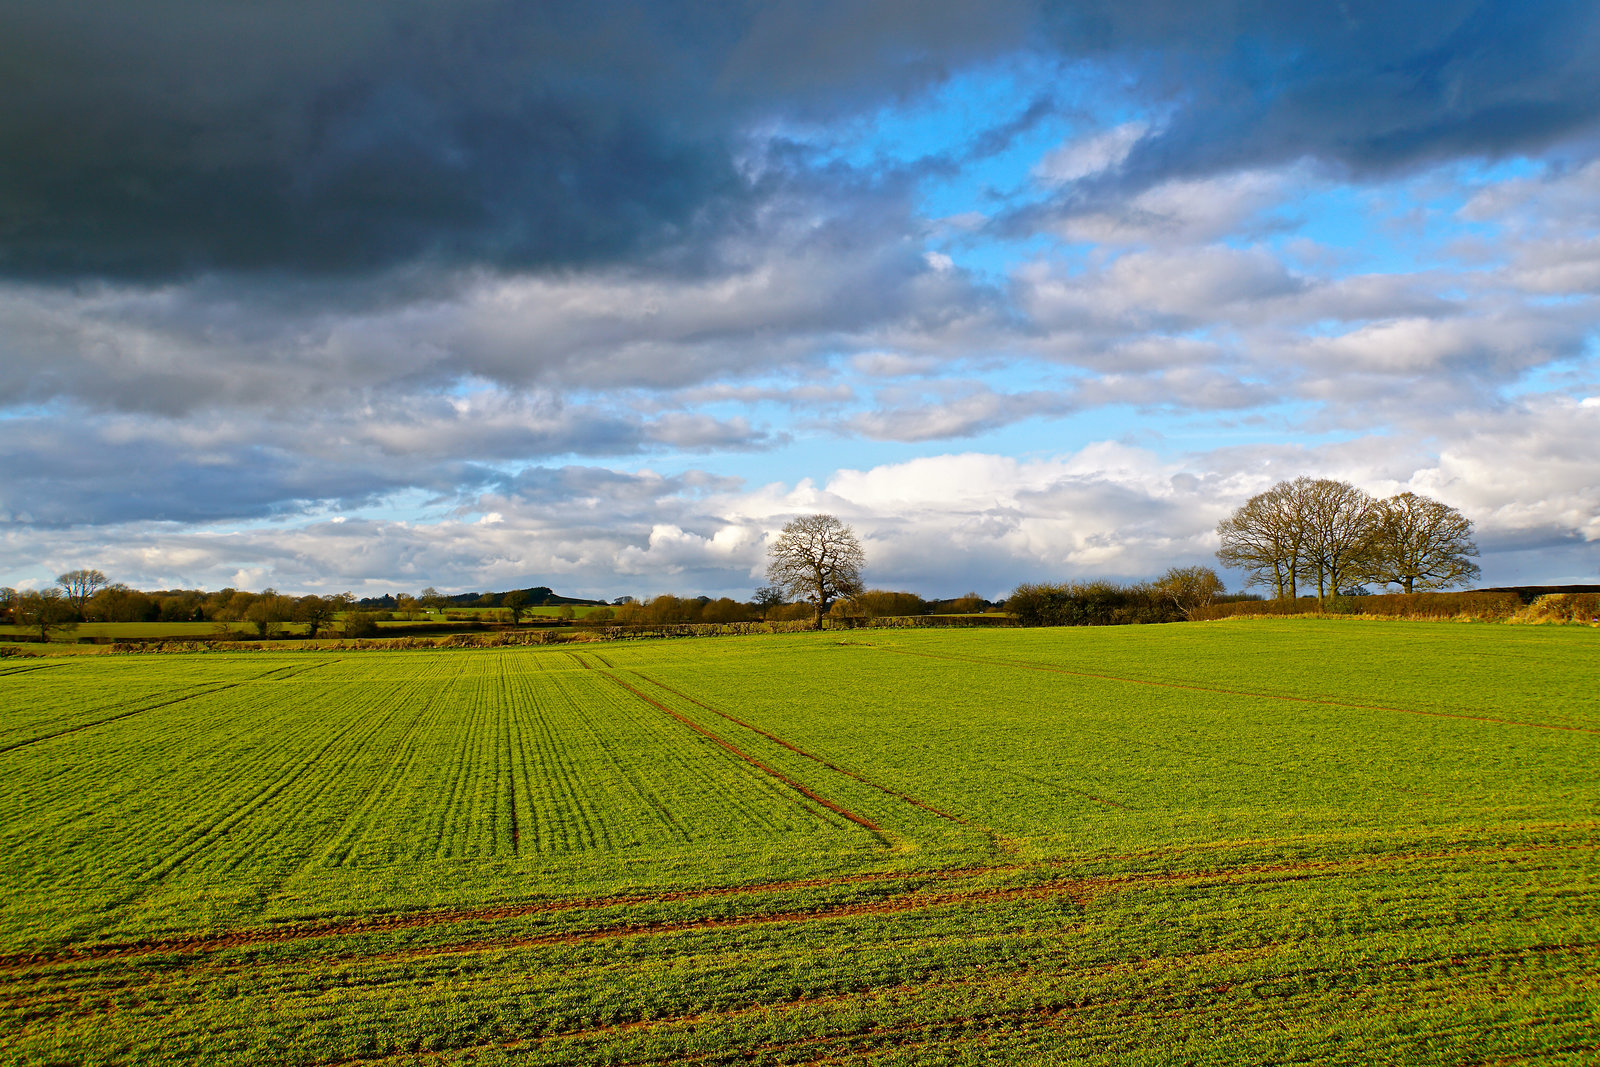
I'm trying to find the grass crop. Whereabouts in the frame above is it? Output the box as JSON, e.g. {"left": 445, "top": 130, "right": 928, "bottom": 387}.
{"left": 1, "top": 619, "right": 1595, "bottom": 1065}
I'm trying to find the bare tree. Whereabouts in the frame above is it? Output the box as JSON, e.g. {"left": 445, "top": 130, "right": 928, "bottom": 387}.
{"left": 1362, "top": 492, "right": 1481, "bottom": 593}
{"left": 56, "top": 568, "right": 109, "bottom": 620}
{"left": 1215, "top": 478, "right": 1310, "bottom": 600}
{"left": 1297, "top": 479, "right": 1379, "bottom": 604}
{"left": 766, "top": 514, "right": 865, "bottom": 629}
{"left": 751, "top": 585, "right": 786, "bottom": 616}
{"left": 1219, "top": 477, "right": 1384, "bottom": 604}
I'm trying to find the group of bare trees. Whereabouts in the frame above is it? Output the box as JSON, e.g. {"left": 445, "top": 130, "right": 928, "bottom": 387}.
{"left": 1216, "top": 478, "right": 1480, "bottom": 602}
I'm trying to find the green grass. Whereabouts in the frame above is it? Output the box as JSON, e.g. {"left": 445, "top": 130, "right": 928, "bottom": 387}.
{"left": 0, "top": 621, "right": 255, "bottom": 640}
{"left": 1, "top": 619, "right": 1595, "bottom": 1065}
{"left": 441, "top": 605, "right": 607, "bottom": 619}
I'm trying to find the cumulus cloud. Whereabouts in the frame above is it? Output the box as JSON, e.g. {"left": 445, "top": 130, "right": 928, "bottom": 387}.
{"left": 1034, "top": 122, "right": 1150, "bottom": 184}
{"left": 0, "top": 179, "right": 989, "bottom": 416}
{"left": 845, "top": 384, "right": 1074, "bottom": 441}
{"left": 0, "top": 395, "right": 775, "bottom": 528}
{"left": 11, "top": 397, "right": 1595, "bottom": 599}
{"left": 1038, "top": 168, "right": 1303, "bottom": 247}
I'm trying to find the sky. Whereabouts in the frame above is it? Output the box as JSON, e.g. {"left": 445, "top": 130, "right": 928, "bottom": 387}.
{"left": 2, "top": 0, "right": 1598, "bottom": 600}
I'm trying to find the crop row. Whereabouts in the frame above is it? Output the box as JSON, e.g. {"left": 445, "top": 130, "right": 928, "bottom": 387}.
{"left": 3, "top": 836, "right": 1594, "bottom": 1066}
{"left": 2, "top": 649, "right": 912, "bottom": 947}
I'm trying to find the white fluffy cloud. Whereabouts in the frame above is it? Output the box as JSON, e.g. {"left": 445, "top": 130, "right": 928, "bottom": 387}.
{"left": 10, "top": 396, "right": 1594, "bottom": 599}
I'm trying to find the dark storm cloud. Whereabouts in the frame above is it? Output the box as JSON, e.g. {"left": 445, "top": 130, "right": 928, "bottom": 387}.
{"left": 1048, "top": 0, "right": 1600, "bottom": 178}
{"left": 0, "top": 0, "right": 1033, "bottom": 282}
{"left": 8, "top": 2, "right": 1598, "bottom": 284}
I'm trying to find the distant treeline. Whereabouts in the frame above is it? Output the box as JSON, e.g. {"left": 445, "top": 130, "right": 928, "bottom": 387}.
{"left": 1007, "top": 571, "right": 1252, "bottom": 627}
{"left": 568, "top": 590, "right": 997, "bottom": 626}
{"left": 0, "top": 573, "right": 1002, "bottom": 638}
{"left": 1195, "top": 590, "right": 1600, "bottom": 623}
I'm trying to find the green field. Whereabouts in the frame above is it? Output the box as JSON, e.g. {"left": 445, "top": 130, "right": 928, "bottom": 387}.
{"left": 2, "top": 620, "right": 1596, "bottom": 1065}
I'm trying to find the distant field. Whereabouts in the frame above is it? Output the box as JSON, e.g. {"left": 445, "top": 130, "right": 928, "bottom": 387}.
{"left": 1, "top": 620, "right": 1596, "bottom": 1064}
{"left": 0, "top": 621, "right": 255, "bottom": 640}
{"left": 442, "top": 605, "right": 607, "bottom": 619}
{"left": 0, "top": 608, "right": 603, "bottom": 645}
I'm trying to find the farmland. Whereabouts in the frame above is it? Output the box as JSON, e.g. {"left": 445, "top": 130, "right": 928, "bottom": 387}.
{"left": 1, "top": 620, "right": 1597, "bottom": 1065}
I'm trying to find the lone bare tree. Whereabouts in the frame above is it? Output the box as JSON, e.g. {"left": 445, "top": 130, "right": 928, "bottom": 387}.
{"left": 56, "top": 568, "right": 109, "bottom": 620}
{"left": 1361, "top": 492, "right": 1481, "bottom": 593}
{"left": 765, "top": 514, "right": 865, "bottom": 629}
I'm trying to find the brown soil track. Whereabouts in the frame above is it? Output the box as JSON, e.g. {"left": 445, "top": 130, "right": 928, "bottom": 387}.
{"left": 598, "top": 671, "right": 891, "bottom": 838}
{"left": 605, "top": 937, "right": 1600, "bottom": 1067}
{"left": 1467, "top": 1043, "right": 1600, "bottom": 1067}
{"left": 310, "top": 967, "right": 1076, "bottom": 1067}
{"left": 628, "top": 670, "right": 971, "bottom": 825}
{"left": 306, "top": 937, "right": 1600, "bottom": 1067}
{"left": 0, "top": 879, "right": 1077, "bottom": 990}
{"left": 0, "top": 865, "right": 1022, "bottom": 970}
{"left": 877, "top": 646, "right": 1600, "bottom": 735}
{"left": 5, "top": 840, "right": 1576, "bottom": 974}
{"left": 347, "top": 880, "right": 1081, "bottom": 963}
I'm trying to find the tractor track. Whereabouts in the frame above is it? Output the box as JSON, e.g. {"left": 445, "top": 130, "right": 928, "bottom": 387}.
{"left": 0, "top": 660, "right": 341, "bottom": 755}
{"left": 598, "top": 671, "right": 891, "bottom": 839}
{"left": 629, "top": 671, "right": 971, "bottom": 825}
{"left": 295, "top": 937, "right": 1600, "bottom": 1067}
{"left": 4, "top": 840, "right": 1579, "bottom": 974}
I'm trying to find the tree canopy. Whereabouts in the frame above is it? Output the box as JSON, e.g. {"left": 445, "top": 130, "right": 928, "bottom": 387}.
{"left": 765, "top": 514, "right": 865, "bottom": 629}
{"left": 1217, "top": 480, "right": 1480, "bottom": 602}
{"left": 1364, "top": 492, "right": 1482, "bottom": 594}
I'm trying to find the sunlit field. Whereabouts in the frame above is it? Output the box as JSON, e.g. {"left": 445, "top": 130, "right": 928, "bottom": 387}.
{"left": 2, "top": 620, "right": 1596, "bottom": 1065}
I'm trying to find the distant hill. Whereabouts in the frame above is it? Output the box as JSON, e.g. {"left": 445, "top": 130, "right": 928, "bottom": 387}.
{"left": 356, "top": 585, "right": 604, "bottom": 607}
{"left": 355, "top": 586, "right": 607, "bottom": 611}
{"left": 460, "top": 587, "right": 609, "bottom": 608}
